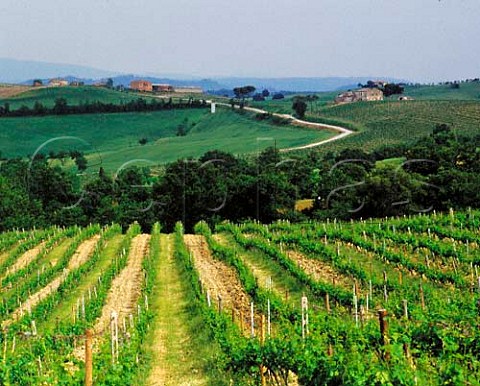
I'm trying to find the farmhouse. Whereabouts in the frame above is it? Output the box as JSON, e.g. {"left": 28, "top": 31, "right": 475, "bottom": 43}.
{"left": 335, "top": 88, "right": 384, "bottom": 104}
{"left": 48, "top": 78, "right": 68, "bottom": 87}
{"left": 130, "top": 80, "right": 153, "bottom": 92}
{"left": 152, "top": 84, "right": 174, "bottom": 92}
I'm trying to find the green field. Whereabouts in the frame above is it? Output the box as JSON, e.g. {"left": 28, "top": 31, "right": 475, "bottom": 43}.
{"left": 400, "top": 81, "right": 480, "bottom": 101}
{"left": 0, "top": 86, "right": 152, "bottom": 109}
{"left": 0, "top": 107, "right": 333, "bottom": 171}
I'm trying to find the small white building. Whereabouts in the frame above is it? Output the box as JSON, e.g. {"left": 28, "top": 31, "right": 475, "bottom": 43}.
{"left": 48, "top": 78, "right": 68, "bottom": 87}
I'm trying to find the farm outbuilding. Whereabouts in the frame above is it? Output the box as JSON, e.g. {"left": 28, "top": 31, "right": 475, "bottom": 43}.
{"left": 152, "top": 84, "right": 174, "bottom": 92}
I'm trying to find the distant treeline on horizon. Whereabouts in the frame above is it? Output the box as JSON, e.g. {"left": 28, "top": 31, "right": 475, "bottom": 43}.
{"left": 0, "top": 97, "right": 208, "bottom": 118}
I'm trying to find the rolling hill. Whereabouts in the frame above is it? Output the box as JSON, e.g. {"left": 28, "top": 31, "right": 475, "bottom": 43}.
{"left": 0, "top": 86, "right": 335, "bottom": 171}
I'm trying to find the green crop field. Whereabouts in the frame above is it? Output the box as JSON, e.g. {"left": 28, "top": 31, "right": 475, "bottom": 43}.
{"left": 0, "top": 86, "right": 153, "bottom": 109}
{"left": 1, "top": 210, "right": 480, "bottom": 384}
{"left": 400, "top": 81, "right": 480, "bottom": 101}
{"left": 0, "top": 107, "right": 334, "bottom": 172}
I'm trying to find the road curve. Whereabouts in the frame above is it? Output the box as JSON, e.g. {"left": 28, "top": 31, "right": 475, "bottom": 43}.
{"left": 213, "top": 102, "right": 353, "bottom": 152}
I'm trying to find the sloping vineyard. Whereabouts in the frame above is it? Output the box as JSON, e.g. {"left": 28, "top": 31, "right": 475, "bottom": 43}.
{"left": 0, "top": 210, "right": 478, "bottom": 385}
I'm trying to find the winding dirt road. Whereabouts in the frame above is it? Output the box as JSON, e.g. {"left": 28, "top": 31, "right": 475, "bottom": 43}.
{"left": 215, "top": 102, "right": 353, "bottom": 151}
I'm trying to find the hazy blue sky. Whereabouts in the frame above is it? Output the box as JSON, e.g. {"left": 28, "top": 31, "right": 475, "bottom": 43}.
{"left": 1, "top": 0, "right": 479, "bottom": 81}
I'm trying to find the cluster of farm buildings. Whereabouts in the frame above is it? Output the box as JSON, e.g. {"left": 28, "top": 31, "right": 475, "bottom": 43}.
{"left": 334, "top": 80, "right": 413, "bottom": 104}
{"left": 33, "top": 78, "right": 203, "bottom": 94}
{"left": 130, "top": 80, "right": 203, "bottom": 94}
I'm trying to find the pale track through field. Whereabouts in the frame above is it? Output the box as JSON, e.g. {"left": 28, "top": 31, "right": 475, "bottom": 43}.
{"left": 0, "top": 84, "right": 35, "bottom": 98}
{"left": 0, "top": 242, "right": 46, "bottom": 282}
{"left": 93, "top": 234, "right": 150, "bottom": 334}
{"left": 2, "top": 235, "right": 100, "bottom": 327}
{"left": 215, "top": 102, "right": 354, "bottom": 151}
{"left": 146, "top": 234, "right": 208, "bottom": 386}
{"left": 184, "top": 234, "right": 259, "bottom": 335}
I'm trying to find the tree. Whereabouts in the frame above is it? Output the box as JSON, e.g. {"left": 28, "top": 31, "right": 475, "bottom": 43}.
{"left": 53, "top": 98, "right": 68, "bottom": 114}
{"left": 176, "top": 124, "right": 186, "bottom": 136}
{"left": 262, "top": 89, "right": 270, "bottom": 98}
{"left": 252, "top": 93, "right": 265, "bottom": 101}
{"left": 106, "top": 78, "right": 114, "bottom": 89}
{"left": 33, "top": 101, "right": 46, "bottom": 116}
{"left": 0, "top": 176, "right": 44, "bottom": 231}
{"left": 359, "top": 165, "right": 426, "bottom": 218}
{"left": 383, "top": 83, "right": 404, "bottom": 97}
{"left": 233, "top": 86, "right": 256, "bottom": 108}
{"left": 292, "top": 97, "right": 307, "bottom": 118}
{"left": 75, "top": 154, "right": 88, "bottom": 172}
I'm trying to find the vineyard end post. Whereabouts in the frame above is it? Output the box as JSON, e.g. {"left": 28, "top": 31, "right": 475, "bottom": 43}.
{"left": 85, "top": 329, "right": 93, "bottom": 386}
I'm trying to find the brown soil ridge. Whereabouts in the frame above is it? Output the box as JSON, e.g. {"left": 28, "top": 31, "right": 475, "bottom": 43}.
{"left": 0, "top": 85, "right": 33, "bottom": 98}
{"left": 286, "top": 250, "right": 355, "bottom": 290}
{"left": 1, "top": 242, "right": 46, "bottom": 281}
{"left": 184, "top": 235, "right": 258, "bottom": 335}
{"left": 2, "top": 235, "right": 100, "bottom": 327}
{"left": 213, "top": 234, "right": 287, "bottom": 296}
{"left": 93, "top": 234, "right": 150, "bottom": 335}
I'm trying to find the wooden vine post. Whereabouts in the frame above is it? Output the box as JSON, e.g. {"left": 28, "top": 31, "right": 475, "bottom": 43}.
{"left": 301, "top": 295, "right": 309, "bottom": 340}
{"left": 2, "top": 328, "right": 7, "bottom": 364}
{"left": 260, "top": 314, "right": 266, "bottom": 386}
{"left": 85, "top": 329, "right": 93, "bottom": 386}
{"left": 419, "top": 284, "right": 425, "bottom": 310}
{"left": 378, "top": 309, "right": 390, "bottom": 361}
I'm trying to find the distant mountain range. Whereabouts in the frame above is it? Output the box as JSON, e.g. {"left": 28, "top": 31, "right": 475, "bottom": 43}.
{"left": 0, "top": 58, "right": 407, "bottom": 92}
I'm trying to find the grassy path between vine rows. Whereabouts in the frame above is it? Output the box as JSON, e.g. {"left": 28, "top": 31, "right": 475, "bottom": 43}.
{"left": 2, "top": 235, "right": 100, "bottom": 327}
{"left": 93, "top": 234, "right": 150, "bottom": 335}
{"left": 39, "top": 234, "right": 124, "bottom": 334}
{"left": 145, "top": 234, "right": 210, "bottom": 386}
{"left": 0, "top": 237, "right": 75, "bottom": 305}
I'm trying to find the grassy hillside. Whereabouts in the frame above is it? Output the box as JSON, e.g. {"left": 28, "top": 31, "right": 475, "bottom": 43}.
{"left": 0, "top": 108, "right": 333, "bottom": 171}
{"left": 0, "top": 86, "right": 152, "bottom": 109}
{"left": 248, "top": 92, "right": 338, "bottom": 114}
{"left": 248, "top": 82, "right": 480, "bottom": 115}
{"left": 400, "top": 81, "right": 480, "bottom": 101}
